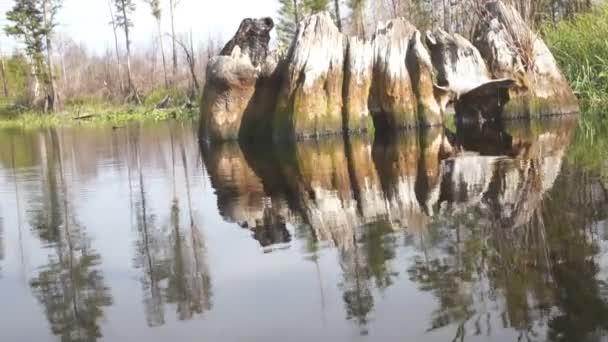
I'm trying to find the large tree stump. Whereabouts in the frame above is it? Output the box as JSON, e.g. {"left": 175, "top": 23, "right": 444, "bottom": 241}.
{"left": 473, "top": 1, "right": 578, "bottom": 117}
{"left": 344, "top": 37, "right": 374, "bottom": 133}
{"left": 200, "top": 17, "right": 274, "bottom": 142}
{"left": 426, "top": 28, "right": 516, "bottom": 123}
{"left": 369, "top": 18, "right": 418, "bottom": 130}
{"left": 199, "top": 1, "right": 577, "bottom": 143}
{"left": 406, "top": 31, "right": 442, "bottom": 126}
{"left": 200, "top": 49, "right": 258, "bottom": 141}
{"left": 274, "top": 12, "right": 346, "bottom": 140}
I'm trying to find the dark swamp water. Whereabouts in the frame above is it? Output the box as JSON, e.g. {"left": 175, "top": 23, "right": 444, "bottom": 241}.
{"left": 0, "top": 118, "right": 607, "bottom": 342}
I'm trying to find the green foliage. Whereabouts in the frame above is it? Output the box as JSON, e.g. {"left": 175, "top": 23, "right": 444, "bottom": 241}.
{"left": 303, "top": 0, "right": 329, "bottom": 13}
{"left": 4, "top": 0, "right": 63, "bottom": 110}
{"left": 4, "top": 0, "right": 47, "bottom": 76}
{"left": 0, "top": 103, "right": 198, "bottom": 129}
{"left": 276, "top": 0, "right": 332, "bottom": 49}
{"left": 276, "top": 0, "right": 300, "bottom": 49}
{"left": 346, "top": 0, "right": 365, "bottom": 12}
{"left": 145, "top": 0, "right": 162, "bottom": 19}
{"left": 543, "top": 5, "right": 608, "bottom": 114}
{"left": 543, "top": 5, "right": 608, "bottom": 181}
{"left": 0, "top": 53, "right": 31, "bottom": 107}
{"left": 113, "top": 0, "right": 136, "bottom": 29}
{"left": 143, "top": 87, "right": 189, "bottom": 107}
{"left": 347, "top": 0, "right": 366, "bottom": 36}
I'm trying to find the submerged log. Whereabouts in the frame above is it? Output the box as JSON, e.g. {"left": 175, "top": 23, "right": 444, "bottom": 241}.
{"left": 199, "top": 0, "right": 577, "bottom": 143}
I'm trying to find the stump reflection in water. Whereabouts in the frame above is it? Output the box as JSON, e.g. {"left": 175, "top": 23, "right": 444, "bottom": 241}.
{"left": 1, "top": 118, "right": 608, "bottom": 341}
{"left": 202, "top": 116, "right": 608, "bottom": 338}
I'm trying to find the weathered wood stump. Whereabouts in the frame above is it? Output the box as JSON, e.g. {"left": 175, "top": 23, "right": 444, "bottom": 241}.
{"left": 407, "top": 31, "right": 443, "bottom": 126}
{"left": 200, "top": 17, "right": 275, "bottom": 141}
{"left": 274, "top": 12, "right": 346, "bottom": 140}
{"left": 369, "top": 18, "right": 418, "bottom": 130}
{"left": 344, "top": 37, "right": 374, "bottom": 133}
{"left": 426, "top": 28, "right": 516, "bottom": 123}
{"left": 473, "top": 1, "right": 578, "bottom": 117}
{"left": 199, "top": 0, "right": 577, "bottom": 143}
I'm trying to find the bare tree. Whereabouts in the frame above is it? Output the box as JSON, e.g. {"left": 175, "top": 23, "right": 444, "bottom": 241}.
{"left": 146, "top": 0, "right": 169, "bottom": 89}
{"left": 334, "top": 0, "right": 342, "bottom": 31}
{"left": 348, "top": 0, "right": 366, "bottom": 38}
{"left": 108, "top": 0, "right": 124, "bottom": 94}
{"left": 170, "top": 32, "right": 200, "bottom": 98}
{"left": 41, "top": 0, "right": 61, "bottom": 111}
{"left": 169, "top": 0, "right": 179, "bottom": 82}
{"left": 0, "top": 43, "right": 8, "bottom": 98}
{"left": 114, "top": 0, "right": 141, "bottom": 103}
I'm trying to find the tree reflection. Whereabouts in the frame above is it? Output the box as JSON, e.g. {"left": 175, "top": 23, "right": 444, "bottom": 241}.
{"left": 405, "top": 120, "right": 608, "bottom": 341}
{"left": 164, "top": 198, "right": 213, "bottom": 320}
{"left": 200, "top": 116, "right": 608, "bottom": 340}
{"left": 0, "top": 215, "right": 4, "bottom": 278}
{"left": 340, "top": 220, "right": 399, "bottom": 334}
{"left": 543, "top": 165, "right": 608, "bottom": 342}
{"left": 28, "top": 129, "right": 112, "bottom": 342}
{"left": 133, "top": 158, "right": 168, "bottom": 327}
{"left": 131, "top": 124, "right": 212, "bottom": 326}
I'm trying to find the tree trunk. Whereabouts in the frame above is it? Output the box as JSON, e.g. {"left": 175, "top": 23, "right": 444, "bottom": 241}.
{"left": 60, "top": 45, "right": 67, "bottom": 96}
{"left": 390, "top": 0, "right": 398, "bottom": 18}
{"left": 108, "top": 0, "right": 124, "bottom": 94}
{"left": 157, "top": 18, "right": 169, "bottom": 89}
{"left": 333, "top": 0, "right": 342, "bottom": 32}
{"left": 169, "top": 0, "right": 178, "bottom": 82}
{"left": 443, "top": 0, "right": 449, "bottom": 32}
{"left": 173, "top": 34, "right": 199, "bottom": 98}
{"left": 293, "top": 0, "right": 300, "bottom": 23}
{"left": 359, "top": 10, "right": 366, "bottom": 38}
{"left": 43, "top": 0, "right": 59, "bottom": 112}
{"left": 0, "top": 53, "right": 8, "bottom": 98}
{"left": 29, "top": 63, "right": 40, "bottom": 106}
{"left": 120, "top": 0, "right": 140, "bottom": 103}
{"left": 188, "top": 30, "right": 199, "bottom": 96}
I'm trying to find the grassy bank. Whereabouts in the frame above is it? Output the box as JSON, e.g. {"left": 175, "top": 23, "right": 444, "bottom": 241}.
{"left": 543, "top": 5, "right": 608, "bottom": 180}
{"left": 0, "top": 104, "right": 198, "bottom": 129}
{"left": 0, "top": 88, "right": 199, "bottom": 129}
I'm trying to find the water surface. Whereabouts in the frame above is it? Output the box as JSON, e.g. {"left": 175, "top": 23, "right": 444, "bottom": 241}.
{"left": 1, "top": 118, "right": 607, "bottom": 342}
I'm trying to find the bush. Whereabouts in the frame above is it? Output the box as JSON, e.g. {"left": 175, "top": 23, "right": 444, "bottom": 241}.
{"left": 143, "top": 87, "right": 190, "bottom": 107}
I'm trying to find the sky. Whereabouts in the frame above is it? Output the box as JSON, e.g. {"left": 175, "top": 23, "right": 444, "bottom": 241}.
{"left": 0, "top": 0, "right": 279, "bottom": 54}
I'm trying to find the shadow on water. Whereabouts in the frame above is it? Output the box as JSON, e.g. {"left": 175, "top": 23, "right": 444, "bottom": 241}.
{"left": 201, "top": 115, "right": 608, "bottom": 339}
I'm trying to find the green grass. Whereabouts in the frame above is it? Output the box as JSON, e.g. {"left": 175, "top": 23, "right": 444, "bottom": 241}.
{"left": 543, "top": 5, "right": 608, "bottom": 177}
{"left": 543, "top": 5, "right": 608, "bottom": 128}
{"left": 0, "top": 103, "right": 198, "bottom": 129}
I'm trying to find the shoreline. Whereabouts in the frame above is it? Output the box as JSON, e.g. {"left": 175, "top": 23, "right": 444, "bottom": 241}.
{"left": 0, "top": 105, "right": 198, "bottom": 129}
